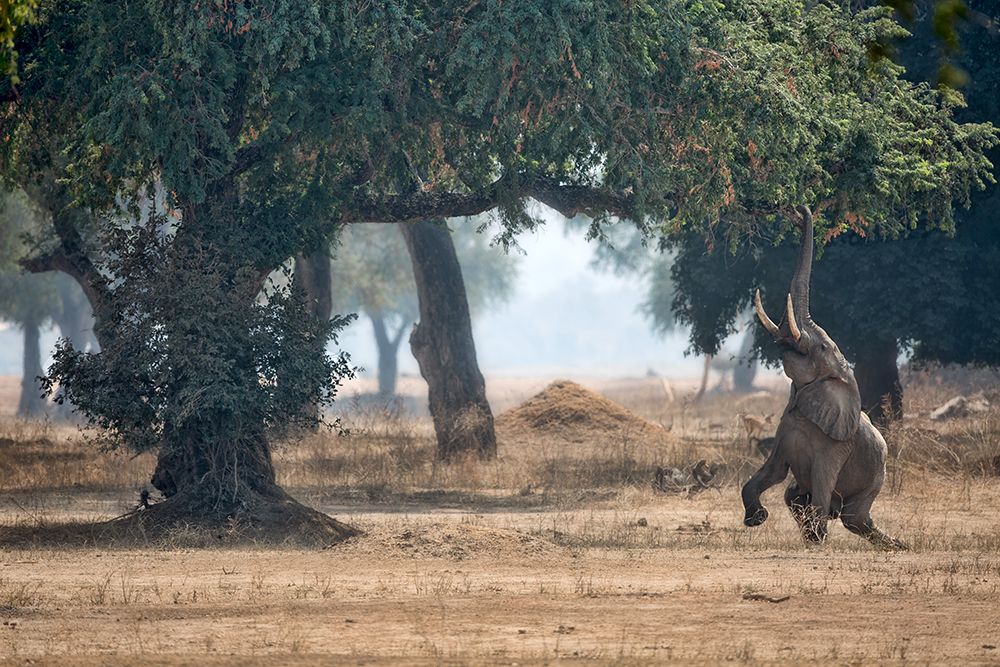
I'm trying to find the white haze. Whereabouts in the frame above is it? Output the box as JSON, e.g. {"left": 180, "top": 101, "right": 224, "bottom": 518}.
{"left": 0, "top": 211, "right": 733, "bottom": 380}
{"left": 338, "top": 211, "right": 704, "bottom": 380}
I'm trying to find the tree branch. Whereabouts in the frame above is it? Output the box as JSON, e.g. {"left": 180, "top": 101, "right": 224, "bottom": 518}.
{"left": 21, "top": 181, "right": 111, "bottom": 321}
{"left": 345, "top": 177, "right": 637, "bottom": 224}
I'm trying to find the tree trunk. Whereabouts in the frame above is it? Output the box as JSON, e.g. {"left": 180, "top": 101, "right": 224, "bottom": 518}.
{"left": 399, "top": 219, "right": 496, "bottom": 460}
{"left": 371, "top": 312, "right": 407, "bottom": 397}
{"left": 732, "top": 327, "right": 758, "bottom": 393}
{"left": 854, "top": 339, "right": 903, "bottom": 425}
{"left": 150, "top": 422, "right": 281, "bottom": 502}
{"left": 141, "top": 239, "right": 355, "bottom": 545}
{"left": 694, "top": 355, "right": 712, "bottom": 401}
{"left": 293, "top": 247, "right": 333, "bottom": 425}
{"left": 17, "top": 312, "right": 46, "bottom": 418}
{"left": 295, "top": 247, "right": 333, "bottom": 323}
{"left": 53, "top": 274, "right": 99, "bottom": 352}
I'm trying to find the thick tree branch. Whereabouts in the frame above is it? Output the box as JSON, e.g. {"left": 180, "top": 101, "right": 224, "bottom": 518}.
{"left": 346, "top": 178, "right": 637, "bottom": 224}
{"left": 21, "top": 181, "right": 112, "bottom": 330}
{"left": 20, "top": 246, "right": 109, "bottom": 338}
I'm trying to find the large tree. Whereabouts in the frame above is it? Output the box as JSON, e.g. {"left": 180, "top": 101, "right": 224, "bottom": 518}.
{"left": 1, "top": 1, "right": 994, "bottom": 538}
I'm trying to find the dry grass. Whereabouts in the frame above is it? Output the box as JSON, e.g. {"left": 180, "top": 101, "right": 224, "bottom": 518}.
{"left": 0, "top": 369, "right": 997, "bottom": 507}
{"left": 0, "top": 370, "right": 999, "bottom": 664}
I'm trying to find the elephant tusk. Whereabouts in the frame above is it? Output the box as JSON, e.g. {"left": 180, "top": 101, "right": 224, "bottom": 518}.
{"left": 754, "top": 289, "right": 780, "bottom": 336}
{"left": 786, "top": 293, "right": 802, "bottom": 342}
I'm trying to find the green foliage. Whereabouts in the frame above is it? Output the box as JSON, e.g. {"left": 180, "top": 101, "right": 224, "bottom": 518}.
{"left": 664, "top": 0, "right": 1000, "bottom": 367}
{"left": 43, "top": 219, "right": 355, "bottom": 453}
{"left": 7, "top": 2, "right": 993, "bottom": 247}
{"left": 0, "top": 0, "right": 37, "bottom": 80}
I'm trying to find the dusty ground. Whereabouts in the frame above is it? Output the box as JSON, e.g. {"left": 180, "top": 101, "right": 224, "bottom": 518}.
{"left": 1, "top": 374, "right": 999, "bottom": 664}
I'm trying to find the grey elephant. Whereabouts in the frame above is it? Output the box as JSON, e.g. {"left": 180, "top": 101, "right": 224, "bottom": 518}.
{"left": 741, "top": 206, "right": 904, "bottom": 549}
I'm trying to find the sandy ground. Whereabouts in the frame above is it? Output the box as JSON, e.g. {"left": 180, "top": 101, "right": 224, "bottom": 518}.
{"left": 0, "top": 373, "right": 998, "bottom": 664}
{"left": 1, "top": 478, "right": 999, "bottom": 666}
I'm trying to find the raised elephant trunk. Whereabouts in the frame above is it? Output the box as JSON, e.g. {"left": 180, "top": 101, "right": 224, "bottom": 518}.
{"left": 790, "top": 205, "right": 813, "bottom": 323}
{"left": 754, "top": 205, "right": 812, "bottom": 343}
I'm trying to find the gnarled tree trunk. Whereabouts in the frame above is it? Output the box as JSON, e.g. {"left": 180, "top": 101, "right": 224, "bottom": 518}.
{"left": 399, "top": 219, "right": 496, "bottom": 460}
{"left": 854, "top": 338, "right": 903, "bottom": 425}
{"left": 17, "top": 312, "right": 46, "bottom": 418}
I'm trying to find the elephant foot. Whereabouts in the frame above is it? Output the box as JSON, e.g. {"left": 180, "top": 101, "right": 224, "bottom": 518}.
{"left": 870, "top": 532, "right": 909, "bottom": 551}
{"left": 744, "top": 506, "right": 769, "bottom": 527}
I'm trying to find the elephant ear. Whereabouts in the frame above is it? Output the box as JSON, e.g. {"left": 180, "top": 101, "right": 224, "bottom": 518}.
{"left": 794, "top": 378, "right": 861, "bottom": 441}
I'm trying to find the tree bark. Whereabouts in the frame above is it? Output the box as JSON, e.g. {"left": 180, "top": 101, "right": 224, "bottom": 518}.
{"left": 399, "top": 219, "right": 496, "bottom": 460}
{"left": 17, "top": 312, "right": 46, "bottom": 418}
{"left": 370, "top": 312, "right": 407, "bottom": 397}
{"left": 292, "top": 247, "right": 333, "bottom": 425}
{"left": 52, "top": 275, "right": 99, "bottom": 352}
{"left": 295, "top": 247, "right": 333, "bottom": 323}
{"left": 854, "top": 339, "right": 903, "bottom": 425}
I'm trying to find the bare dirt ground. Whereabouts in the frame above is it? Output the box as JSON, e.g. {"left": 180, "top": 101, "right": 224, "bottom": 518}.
{"left": 1, "top": 372, "right": 999, "bottom": 665}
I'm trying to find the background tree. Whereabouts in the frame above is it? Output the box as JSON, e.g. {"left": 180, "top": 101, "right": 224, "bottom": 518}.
{"left": 331, "top": 219, "right": 516, "bottom": 399}
{"left": 2, "top": 1, "right": 994, "bottom": 537}
{"left": 0, "top": 189, "right": 56, "bottom": 416}
{"left": 0, "top": 188, "right": 96, "bottom": 417}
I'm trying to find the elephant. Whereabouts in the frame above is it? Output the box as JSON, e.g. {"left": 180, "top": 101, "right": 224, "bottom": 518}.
{"left": 741, "top": 206, "right": 905, "bottom": 549}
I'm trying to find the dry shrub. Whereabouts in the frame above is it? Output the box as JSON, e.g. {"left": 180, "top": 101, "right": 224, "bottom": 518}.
{"left": 881, "top": 366, "right": 1000, "bottom": 487}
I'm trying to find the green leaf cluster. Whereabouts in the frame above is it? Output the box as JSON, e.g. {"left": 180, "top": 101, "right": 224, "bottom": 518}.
{"left": 43, "top": 218, "right": 356, "bottom": 453}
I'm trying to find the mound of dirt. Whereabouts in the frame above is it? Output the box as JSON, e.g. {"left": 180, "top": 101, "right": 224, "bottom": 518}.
{"left": 334, "top": 521, "right": 565, "bottom": 560}
{"left": 496, "top": 380, "right": 671, "bottom": 446}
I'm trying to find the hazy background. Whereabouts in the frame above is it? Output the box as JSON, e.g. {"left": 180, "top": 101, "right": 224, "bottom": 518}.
{"left": 0, "top": 218, "right": 714, "bottom": 381}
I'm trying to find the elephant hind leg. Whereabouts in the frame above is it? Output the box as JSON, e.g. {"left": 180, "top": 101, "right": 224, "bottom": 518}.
{"left": 741, "top": 451, "right": 789, "bottom": 527}
{"left": 840, "top": 494, "right": 907, "bottom": 551}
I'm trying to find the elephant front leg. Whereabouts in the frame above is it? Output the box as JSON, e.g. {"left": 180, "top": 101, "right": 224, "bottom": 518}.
{"left": 741, "top": 452, "right": 789, "bottom": 527}
{"left": 784, "top": 483, "right": 811, "bottom": 531}
{"left": 801, "top": 444, "right": 852, "bottom": 543}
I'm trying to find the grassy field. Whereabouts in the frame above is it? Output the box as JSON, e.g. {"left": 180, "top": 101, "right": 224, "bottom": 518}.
{"left": 0, "top": 371, "right": 999, "bottom": 664}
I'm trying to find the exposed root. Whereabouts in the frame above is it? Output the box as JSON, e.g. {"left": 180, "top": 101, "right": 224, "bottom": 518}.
{"left": 0, "top": 485, "right": 359, "bottom": 548}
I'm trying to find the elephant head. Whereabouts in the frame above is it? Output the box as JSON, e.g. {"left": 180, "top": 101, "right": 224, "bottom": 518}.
{"left": 755, "top": 206, "right": 861, "bottom": 441}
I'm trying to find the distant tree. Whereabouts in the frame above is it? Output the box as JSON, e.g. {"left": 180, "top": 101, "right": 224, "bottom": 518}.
{"left": 0, "top": 187, "right": 96, "bottom": 416}
{"left": 0, "top": 190, "right": 56, "bottom": 416}
{"left": 332, "top": 220, "right": 516, "bottom": 399}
